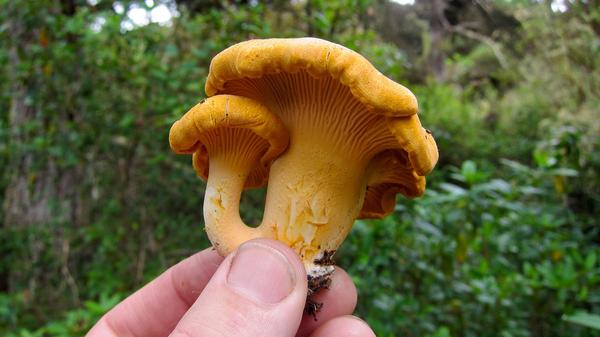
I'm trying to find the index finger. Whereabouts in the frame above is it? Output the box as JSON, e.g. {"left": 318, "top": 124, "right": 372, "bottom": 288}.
{"left": 87, "top": 247, "right": 224, "bottom": 337}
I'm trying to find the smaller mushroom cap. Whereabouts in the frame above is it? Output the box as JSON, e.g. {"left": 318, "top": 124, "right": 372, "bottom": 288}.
{"left": 169, "top": 95, "right": 289, "bottom": 188}
{"left": 359, "top": 115, "right": 438, "bottom": 219}
{"left": 359, "top": 150, "right": 425, "bottom": 219}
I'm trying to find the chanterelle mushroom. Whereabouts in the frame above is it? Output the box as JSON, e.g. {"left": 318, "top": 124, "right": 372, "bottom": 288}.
{"left": 170, "top": 95, "right": 289, "bottom": 254}
{"left": 169, "top": 37, "right": 438, "bottom": 297}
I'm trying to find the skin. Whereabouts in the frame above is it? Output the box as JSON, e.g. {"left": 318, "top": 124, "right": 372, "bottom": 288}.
{"left": 86, "top": 239, "right": 375, "bottom": 337}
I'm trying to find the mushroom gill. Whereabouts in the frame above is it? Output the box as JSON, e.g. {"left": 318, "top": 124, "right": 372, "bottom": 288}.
{"left": 359, "top": 150, "right": 425, "bottom": 219}
{"left": 220, "top": 71, "right": 402, "bottom": 271}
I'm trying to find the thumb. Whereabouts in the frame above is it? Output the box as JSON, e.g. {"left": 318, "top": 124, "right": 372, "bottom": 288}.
{"left": 170, "top": 239, "right": 308, "bottom": 337}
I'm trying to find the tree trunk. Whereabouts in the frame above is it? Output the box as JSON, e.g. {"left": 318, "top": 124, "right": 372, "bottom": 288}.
{"left": 3, "top": 0, "right": 83, "bottom": 302}
{"left": 427, "top": 0, "right": 448, "bottom": 82}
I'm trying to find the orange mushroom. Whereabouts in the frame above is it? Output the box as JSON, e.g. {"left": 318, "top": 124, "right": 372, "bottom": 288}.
{"left": 169, "top": 95, "right": 289, "bottom": 254}
{"left": 170, "top": 38, "right": 438, "bottom": 287}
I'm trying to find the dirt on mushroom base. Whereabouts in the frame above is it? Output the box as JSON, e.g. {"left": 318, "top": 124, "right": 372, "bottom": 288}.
{"left": 304, "top": 250, "right": 336, "bottom": 319}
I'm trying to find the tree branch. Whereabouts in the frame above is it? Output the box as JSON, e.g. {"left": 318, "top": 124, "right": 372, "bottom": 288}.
{"left": 450, "top": 24, "right": 509, "bottom": 69}
{"left": 433, "top": 3, "right": 509, "bottom": 70}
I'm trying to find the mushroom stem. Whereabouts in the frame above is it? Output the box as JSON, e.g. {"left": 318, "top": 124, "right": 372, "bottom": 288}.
{"left": 261, "top": 139, "right": 369, "bottom": 274}
{"left": 204, "top": 156, "right": 268, "bottom": 254}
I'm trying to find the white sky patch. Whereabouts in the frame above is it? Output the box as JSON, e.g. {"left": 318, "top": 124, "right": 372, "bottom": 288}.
{"left": 150, "top": 4, "right": 173, "bottom": 24}
{"left": 128, "top": 5, "right": 150, "bottom": 26}
{"left": 113, "top": 2, "right": 125, "bottom": 14}
{"left": 551, "top": 0, "right": 568, "bottom": 12}
{"left": 90, "top": 1, "right": 176, "bottom": 32}
{"left": 123, "top": 2, "right": 174, "bottom": 30}
{"left": 389, "top": 0, "right": 415, "bottom": 5}
{"left": 90, "top": 16, "right": 106, "bottom": 32}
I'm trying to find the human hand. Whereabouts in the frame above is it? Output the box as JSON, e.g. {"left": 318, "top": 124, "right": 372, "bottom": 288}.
{"left": 86, "top": 239, "right": 375, "bottom": 337}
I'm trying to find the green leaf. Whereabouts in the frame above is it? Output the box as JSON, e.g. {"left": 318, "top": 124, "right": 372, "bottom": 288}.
{"left": 562, "top": 311, "right": 600, "bottom": 330}
{"left": 428, "top": 327, "right": 451, "bottom": 337}
{"left": 585, "top": 252, "right": 597, "bottom": 270}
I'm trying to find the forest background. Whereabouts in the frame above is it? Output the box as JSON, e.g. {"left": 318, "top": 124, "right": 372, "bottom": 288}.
{"left": 1, "top": 0, "right": 599, "bottom": 336}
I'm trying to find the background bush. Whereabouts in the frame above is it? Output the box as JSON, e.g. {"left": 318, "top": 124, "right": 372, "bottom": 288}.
{"left": 0, "top": 1, "right": 598, "bottom": 336}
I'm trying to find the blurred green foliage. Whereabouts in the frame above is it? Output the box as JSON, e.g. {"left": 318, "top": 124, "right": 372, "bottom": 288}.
{"left": 0, "top": 1, "right": 598, "bottom": 336}
{"left": 341, "top": 159, "right": 599, "bottom": 336}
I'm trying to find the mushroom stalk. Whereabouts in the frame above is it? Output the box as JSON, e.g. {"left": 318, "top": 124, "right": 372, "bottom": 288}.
{"left": 217, "top": 71, "right": 403, "bottom": 275}
{"left": 204, "top": 156, "right": 267, "bottom": 254}
{"left": 261, "top": 139, "right": 369, "bottom": 274}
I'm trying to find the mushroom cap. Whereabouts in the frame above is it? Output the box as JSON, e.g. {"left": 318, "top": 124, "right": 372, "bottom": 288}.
{"left": 358, "top": 150, "right": 425, "bottom": 219}
{"left": 205, "top": 37, "right": 418, "bottom": 117}
{"left": 358, "top": 114, "right": 439, "bottom": 219}
{"left": 387, "top": 114, "right": 439, "bottom": 176}
{"left": 169, "top": 95, "right": 289, "bottom": 188}
{"left": 203, "top": 37, "right": 438, "bottom": 209}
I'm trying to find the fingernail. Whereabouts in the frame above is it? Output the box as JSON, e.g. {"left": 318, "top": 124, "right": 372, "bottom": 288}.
{"left": 227, "top": 242, "right": 296, "bottom": 304}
